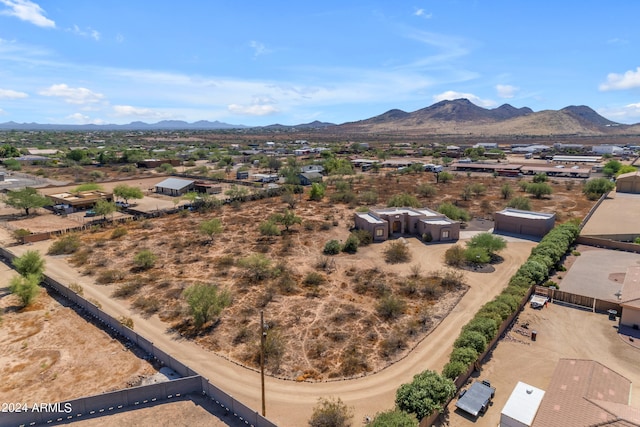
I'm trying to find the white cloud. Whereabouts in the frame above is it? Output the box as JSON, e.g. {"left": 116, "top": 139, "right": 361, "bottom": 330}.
{"left": 115, "top": 33, "right": 124, "bottom": 43}
{"left": 68, "top": 25, "right": 101, "bottom": 41}
{"left": 432, "top": 90, "right": 496, "bottom": 107}
{"left": 414, "top": 8, "right": 432, "bottom": 18}
{"left": 0, "top": 0, "right": 55, "bottom": 28}
{"left": 0, "top": 108, "right": 6, "bottom": 115}
{"left": 112, "top": 105, "right": 172, "bottom": 120}
{"left": 66, "top": 113, "right": 106, "bottom": 125}
{"left": 599, "top": 67, "right": 640, "bottom": 91}
{"left": 598, "top": 103, "right": 640, "bottom": 124}
{"left": 39, "top": 84, "right": 104, "bottom": 104}
{"left": 228, "top": 97, "right": 279, "bottom": 116}
{"left": 496, "top": 84, "right": 518, "bottom": 99}
{"left": 249, "top": 40, "right": 271, "bottom": 57}
{"left": 0, "top": 88, "right": 28, "bottom": 99}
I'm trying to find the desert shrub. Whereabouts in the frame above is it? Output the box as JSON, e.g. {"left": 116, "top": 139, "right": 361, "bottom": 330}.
{"left": 351, "top": 229, "right": 373, "bottom": 246}
{"left": 437, "top": 202, "right": 470, "bottom": 222}
{"left": 133, "top": 296, "right": 160, "bottom": 314}
{"left": 358, "top": 190, "right": 378, "bottom": 205}
{"left": 133, "top": 249, "right": 157, "bottom": 270}
{"left": 387, "top": 193, "right": 420, "bottom": 208}
{"left": 417, "top": 183, "right": 437, "bottom": 198}
{"left": 422, "top": 232, "right": 433, "bottom": 242}
{"left": 376, "top": 294, "right": 406, "bottom": 320}
{"left": 583, "top": 178, "right": 615, "bottom": 200}
{"left": 341, "top": 234, "right": 360, "bottom": 253}
{"left": 9, "top": 274, "right": 40, "bottom": 307}
{"left": 308, "top": 397, "right": 353, "bottom": 427}
{"left": 444, "top": 244, "right": 466, "bottom": 267}
{"left": 464, "top": 246, "right": 490, "bottom": 264}
{"left": 379, "top": 333, "right": 408, "bottom": 358}
{"left": 97, "top": 269, "right": 125, "bottom": 284}
{"left": 440, "top": 268, "right": 466, "bottom": 289}
{"left": 112, "top": 280, "right": 143, "bottom": 298}
{"left": 303, "top": 272, "right": 326, "bottom": 287}
{"left": 507, "top": 196, "right": 532, "bottom": 211}
{"left": 48, "top": 233, "right": 82, "bottom": 255}
{"left": 238, "top": 254, "right": 272, "bottom": 282}
{"left": 110, "top": 227, "right": 128, "bottom": 239}
{"left": 118, "top": 316, "right": 134, "bottom": 329}
{"left": 323, "top": 239, "right": 342, "bottom": 255}
{"left": 12, "top": 228, "right": 31, "bottom": 243}
{"left": 68, "top": 283, "right": 84, "bottom": 295}
{"left": 384, "top": 241, "right": 411, "bottom": 264}
{"left": 526, "top": 182, "right": 552, "bottom": 199}
{"left": 259, "top": 220, "right": 281, "bottom": 237}
{"left": 437, "top": 171, "right": 453, "bottom": 183}
{"left": 532, "top": 173, "right": 548, "bottom": 183}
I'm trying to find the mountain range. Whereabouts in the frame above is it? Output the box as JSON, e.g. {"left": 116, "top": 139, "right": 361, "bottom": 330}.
{"left": 1, "top": 99, "right": 639, "bottom": 136}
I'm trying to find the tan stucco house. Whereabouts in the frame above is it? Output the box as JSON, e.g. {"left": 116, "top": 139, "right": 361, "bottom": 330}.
{"left": 354, "top": 207, "right": 460, "bottom": 242}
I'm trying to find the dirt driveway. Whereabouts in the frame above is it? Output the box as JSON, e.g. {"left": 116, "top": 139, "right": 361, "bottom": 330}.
{"left": 443, "top": 303, "right": 640, "bottom": 427}
{"left": 7, "top": 233, "right": 536, "bottom": 426}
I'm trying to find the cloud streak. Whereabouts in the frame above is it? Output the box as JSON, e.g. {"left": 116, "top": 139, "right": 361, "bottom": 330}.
{"left": 0, "top": 0, "right": 54, "bottom": 28}
{"left": 39, "top": 84, "right": 104, "bottom": 104}
{"left": 0, "top": 88, "right": 28, "bottom": 99}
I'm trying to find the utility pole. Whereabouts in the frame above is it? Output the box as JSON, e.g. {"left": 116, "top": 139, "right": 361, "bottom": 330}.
{"left": 260, "top": 310, "right": 266, "bottom": 417}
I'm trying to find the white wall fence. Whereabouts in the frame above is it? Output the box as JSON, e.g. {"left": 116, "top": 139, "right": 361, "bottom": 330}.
{"left": 0, "top": 247, "right": 277, "bottom": 427}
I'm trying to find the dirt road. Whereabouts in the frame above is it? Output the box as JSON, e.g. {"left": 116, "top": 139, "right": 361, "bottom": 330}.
{"left": 7, "top": 236, "right": 535, "bottom": 426}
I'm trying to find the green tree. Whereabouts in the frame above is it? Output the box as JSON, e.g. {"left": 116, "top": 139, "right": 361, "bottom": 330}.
{"left": 616, "top": 165, "right": 638, "bottom": 176}
{"left": 0, "top": 144, "right": 20, "bottom": 157}
{"left": 12, "top": 250, "right": 45, "bottom": 279}
{"left": 113, "top": 184, "right": 144, "bottom": 204}
{"left": 387, "top": 193, "right": 420, "bottom": 208}
{"left": 67, "top": 149, "right": 87, "bottom": 162}
{"left": 94, "top": 199, "right": 117, "bottom": 220}
{"left": 466, "top": 232, "right": 507, "bottom": 257}
{"left": 370, "top": 410, "right": 418, "bottom": 427}
{"left": 582, "top": 178, "right": 615, "bottom": 200}
{"left": 271, "top": 209, "right": 302, "bottom": 232}
{"left": 73, "top": 183, "right": 103, "bottom": 193}
{"left": 602, "top": 160, "right": 622, "bottom": 177}
{"left": 532, "top": 173, "right": 548, "bottom": 183}
{"left": 526, "top": 182, "right": 553, "bottom": 199}
{"left": 500, "top": 183, "right": 513, "bottom": 200}
{"left": 395, "top": 370, "right": 456, "bottom": 420}
{"left": 183, "top": 283, "right": 231, "bottom": 329}
{"left": 199, "top": 218, "right": 223, "bottom": 243}
{"left": 2, "top": 158, "right": 22, "bottom": 171}
{"left": 437, "top": 202, "right": 470, "bottom": 221}
{"left": 309, "top": 182, "right": 325, "bottom": 201}
{"left": 9, "top": 274, "right": 41, "bottom": 307}
{"left": 3, "top": 187, "right": 51, "bottom": 215}
{"left": 308, "top": 397, "right": 353, "bottom": 427}
{"left": 133, "top": 249, "right": 157, "bottom": 270}
{"left": 507, "top": 196, "right": 532, "bottom": 210}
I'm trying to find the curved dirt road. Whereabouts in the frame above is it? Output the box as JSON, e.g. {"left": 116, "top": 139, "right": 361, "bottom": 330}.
{"left": 7, "top": 237, "right": 535, "bottom": 426}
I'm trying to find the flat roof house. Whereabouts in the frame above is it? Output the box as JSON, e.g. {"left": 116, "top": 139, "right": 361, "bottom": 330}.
{"left": 299, "top": 172, "right": 323, "bottom": 186}
{"left": 48, "top": 190, "right": 113, "bottom": 210}
{"left": 154, "top": 178, "right": 195, "bottom": 196}
{"left": 619, "top": 266, "right": 640, "bottom": 329}
{"left": 354, "top": 207, "right": 460, "bottom": 242}
{"left": 500, "top": 382, "right": 545, "bottom": 427}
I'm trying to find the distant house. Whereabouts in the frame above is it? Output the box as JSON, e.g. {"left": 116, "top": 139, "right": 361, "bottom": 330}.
{"left": 236, "top": 170, "right": 250, "bottom": 180}
{"left": 300, "top": 164, "right": 325, "bottom": 174}
{"left": 299, "top": 172, "right": 323, "bottom": 186}
{"left": 48, "top": 190, "right": 113, "bottom": 210}
{"left": 494, "top": 209, "right": 555, "bottom": 238}
{"left": 154, "top": 178, "right": 195, "bottom": 196}
{"left": 354, "top": 207, "right": 460, "bottom": 242}
{"left": 592, "top": 145, "right": 624, "bottom": 156}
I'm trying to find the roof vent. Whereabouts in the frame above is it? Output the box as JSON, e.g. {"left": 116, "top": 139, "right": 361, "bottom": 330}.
{"left": 526, "top": 388, "right": 533, "bottom": 394}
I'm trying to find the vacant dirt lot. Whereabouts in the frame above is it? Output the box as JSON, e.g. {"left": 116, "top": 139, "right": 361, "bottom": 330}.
{"left": 0, "top": 261, "right": 156, "bottom": 405}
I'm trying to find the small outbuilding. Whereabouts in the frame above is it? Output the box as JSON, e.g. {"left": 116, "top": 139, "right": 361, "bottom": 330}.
{"left": 299, "top": 172, "right": 323, "bottom": 186}
{"left": 500, "top": 381, "right": 545, "bottom": 427}
{"left": 616, "top": 171, "right": 640, "bottom": 194}
{"left": 154, "top": 178, "right": 195, "bottom": 196}
{"left": 619, "top": 266, "right": 640, "bottom": 329}
{"left": 494, "top": 209, "right": 555, "bottom": 238}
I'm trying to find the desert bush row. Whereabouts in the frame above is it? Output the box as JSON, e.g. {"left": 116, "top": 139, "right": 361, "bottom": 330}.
{"left": 441, "top": 221, "right": 580, "bottom": 381}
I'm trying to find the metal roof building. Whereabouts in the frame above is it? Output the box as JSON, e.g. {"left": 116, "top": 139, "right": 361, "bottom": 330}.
{"left": 500, "top": 382, "right": 545, "bottom": 427}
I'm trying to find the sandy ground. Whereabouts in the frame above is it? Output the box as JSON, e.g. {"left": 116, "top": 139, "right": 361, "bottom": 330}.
{"left": 0, "top": 260, "right": 156, "bottom": 405}
{"left": 6, "top": 231, "right": 536, "bottom": 426}
{"left": 442, "top": 302, "right": 640, "bottom": 427}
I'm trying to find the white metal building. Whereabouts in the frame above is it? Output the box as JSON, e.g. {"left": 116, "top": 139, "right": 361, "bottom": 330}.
{"left": 500, "top": 381, "right": 545, "bottom": 427}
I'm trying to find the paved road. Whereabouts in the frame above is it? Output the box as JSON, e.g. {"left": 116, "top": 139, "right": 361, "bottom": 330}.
{"left": 6, "top": 236, "right": 535, "bottom": 426}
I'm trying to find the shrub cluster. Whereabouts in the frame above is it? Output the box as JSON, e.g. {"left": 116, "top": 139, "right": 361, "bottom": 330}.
{"left": 441, "top": 221, "right": 580, "bottom": 381}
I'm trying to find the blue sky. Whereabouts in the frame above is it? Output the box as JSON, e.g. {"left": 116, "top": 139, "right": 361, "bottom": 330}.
{"left": 1, "top": 1, "right": 640, "bottom": 126}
